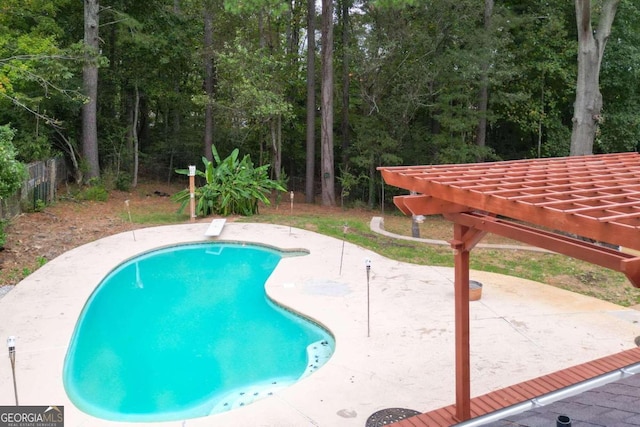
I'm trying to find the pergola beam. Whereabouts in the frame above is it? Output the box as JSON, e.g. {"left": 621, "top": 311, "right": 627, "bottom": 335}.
{"left": 444, "top": 212, "right": 640, "bottom": 287}
{"left": 394, "top": 195, "right": 469, "bottom": 216}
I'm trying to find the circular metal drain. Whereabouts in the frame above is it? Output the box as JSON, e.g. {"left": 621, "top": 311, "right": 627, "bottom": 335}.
{"left": 365, "top": 408, "right": 421, "bottom": 426}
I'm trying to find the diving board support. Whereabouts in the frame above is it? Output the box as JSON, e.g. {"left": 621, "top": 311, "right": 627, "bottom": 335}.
{"left": 204, "top": 218, "right": 226, "bottom": 237}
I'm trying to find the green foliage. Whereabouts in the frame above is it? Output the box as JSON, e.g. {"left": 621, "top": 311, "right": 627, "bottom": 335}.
{"left": 0, "top": 220, "right": 6, "bottom": 248}
{"left": 115, "top": 173, "right": 132, "bottom": 192}
{"left": 435, "top": 140, "right": 499, "bottom": 165}
{"left": 215, "top": 38, "right": 295, "bottom": 129}
{"left": 338, "top": 165, "right": 366, "bottom": 209}
{"left": 597, "top": 0, "right": 640, "bottom": 152}
{"left": 173, "top": 145, "right": 285, "bottom": 217}
{"left": 29, "top": 199, "right": 46, "bottom": 213}
{"left": 13, "top": 133, "right": 53, "bottom": 162}
{"left": 0, "top": 1, "right": 86, "bottom": 165}
{"left": 224, "top": 0, "right": 289, "bottom": 17}
{"left": 78, "top": 180, "right": 109, "bottom": 202}
{"left": 3, "top": 0, "right": 640, "bottom": 189}
{"left": 272, "top": 169, "right": 289, "bottom": 208}
{"left": 0, "top": 125, "right": 27, "bottom": 199}
{"left": 122, "top": 210, "right": 189, "bottom": 225}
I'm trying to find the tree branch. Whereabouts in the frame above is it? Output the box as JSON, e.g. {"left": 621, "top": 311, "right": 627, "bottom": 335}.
{"left": 595, "top": 0, "right": 621, "bottom": 49}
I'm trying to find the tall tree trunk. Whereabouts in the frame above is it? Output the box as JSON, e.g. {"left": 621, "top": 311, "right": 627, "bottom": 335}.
{"left": 132, "top": 84, "right": 140, "bottom": 188}
{"left": 305, "top": 0, "right": 316, "bottom": 203}
{"left": 475, "top": 0, "right": 493, "bottom": 158}
{"left": 320, "top": 0, "right": 335, "bottom": 206}
{"left": 340, "top": 0, "right": 351, "bottom": 168}
{"left": 203, "top": 5, "right": 214, "bottom": 161}
{"left": 82, "top": 0, "right": 100, "bottom": 181}
{"left": 570, "top": 0, "right": 619, "bottom": 156}
{"left": 270, "top": 116, "right": 282, "bottom": 181}
{"left": 169, "top": 85, "right": 181, "bottom": 183}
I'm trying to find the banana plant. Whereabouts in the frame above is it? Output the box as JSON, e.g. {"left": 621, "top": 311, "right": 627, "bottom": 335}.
{"left": 173, "top": 145, "right": 285, "bottom": 216}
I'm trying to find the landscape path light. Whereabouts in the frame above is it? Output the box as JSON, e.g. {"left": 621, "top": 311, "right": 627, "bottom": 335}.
{"left": 7, "top": 335, "right": 18, "bottom": 405}
{"left": 124, "top": 200, "right": 136, "bottom": 241}
{"left": 339, "top": 223, "right": 348, "bottom": 275}
{"left": 289, "top": 191, "right": 294, "bottom": 235}
{"left": 365, "top": 258, "right": 372, "bottom": 337}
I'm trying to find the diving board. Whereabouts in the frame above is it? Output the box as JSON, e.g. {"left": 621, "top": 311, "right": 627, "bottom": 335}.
{"left": 204, "top": 218, "right": 226, "bottom": 237}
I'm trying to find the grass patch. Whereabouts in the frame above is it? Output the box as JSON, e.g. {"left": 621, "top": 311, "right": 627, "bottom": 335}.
{"left": 121, "top": 209, "right": 190, "bottom": 225}
{"left": 243, "top": 211, "right": 640, "bottom": 307}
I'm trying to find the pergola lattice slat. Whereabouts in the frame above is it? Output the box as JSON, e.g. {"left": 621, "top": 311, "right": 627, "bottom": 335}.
{"left": 381, "top": 152, "right": 640, "bottom": 252}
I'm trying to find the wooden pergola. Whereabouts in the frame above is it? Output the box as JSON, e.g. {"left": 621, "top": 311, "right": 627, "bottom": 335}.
{"left": 378, "top": 152, "right": 640, "bottom": 422}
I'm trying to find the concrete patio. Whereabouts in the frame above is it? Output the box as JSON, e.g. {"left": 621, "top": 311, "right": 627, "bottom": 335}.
{"left": 0, "top": 222, "right": 639, "bottom": 426}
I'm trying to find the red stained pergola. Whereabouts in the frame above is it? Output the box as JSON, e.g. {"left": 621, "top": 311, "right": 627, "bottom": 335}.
{"left": 378, "top": 152, "right": 640, "bottom": 422}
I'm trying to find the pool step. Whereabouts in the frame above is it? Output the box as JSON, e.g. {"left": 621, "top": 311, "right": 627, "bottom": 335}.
{"left": 300, "top": 339, "right": 333, "bottom": 379}
{"left": 209, "top": 340, "right": 333, "bottom": 415}
{"left": 209, "top": 380, "right": 292, "bottom": 414}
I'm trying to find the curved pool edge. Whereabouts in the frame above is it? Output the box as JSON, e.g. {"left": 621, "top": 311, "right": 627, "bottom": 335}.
{"left": 61, "top": 239, "right": 333, "bottom": 422}
{"left": 2, "top": 221, "right": 640, "bottom": 426}
{"left": 0, "top": 221, "right": 357, "bottom": 426}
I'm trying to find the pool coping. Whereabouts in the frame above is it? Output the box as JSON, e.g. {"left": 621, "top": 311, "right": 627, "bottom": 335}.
{"left": 0, "top": 222, "right": 639, "bottom": 427}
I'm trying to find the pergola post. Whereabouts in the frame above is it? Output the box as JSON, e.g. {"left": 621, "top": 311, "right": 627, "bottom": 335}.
{"left": 452, "top": 223, "right": 471, "bottom": 421}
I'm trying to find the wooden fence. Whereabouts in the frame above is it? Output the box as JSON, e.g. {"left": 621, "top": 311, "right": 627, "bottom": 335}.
{"left": 0, "top": 157, "right": 68, "bottom": 221}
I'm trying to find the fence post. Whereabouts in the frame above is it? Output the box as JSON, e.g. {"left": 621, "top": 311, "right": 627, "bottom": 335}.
{"left": 48, "top": 158, "right": 56, "bottom": 202}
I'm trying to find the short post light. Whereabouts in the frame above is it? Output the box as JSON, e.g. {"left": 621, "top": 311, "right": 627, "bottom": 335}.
{"left": 365, "top": 259, "right": 372, "bottom": 337}
{"left": 289, "top": 191, "right": 294, "bottom": 235}
{"left": 7, "top": 336, "right": 18, "bottom": 405}
{"left": 188, "top": 165, "right": 197, "bottom": 222}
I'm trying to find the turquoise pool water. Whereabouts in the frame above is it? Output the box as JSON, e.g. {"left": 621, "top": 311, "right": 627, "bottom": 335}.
{"left": 63, "top": 242, "right": 334, "bottom": 422}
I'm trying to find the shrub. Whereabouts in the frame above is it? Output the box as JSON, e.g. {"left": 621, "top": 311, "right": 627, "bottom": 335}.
{"left": 0, "top": 125, "right": 28, "bottom": 200}
{"left": 115, "top": 173, "right": 132, "bottom": 192}
{"left": 173, "top": 145, "right": 285, "bottom": 216}
{"left": 0, "top": 125, "right": 27, "bottom": 249}
{"left": 79, "top": 181, "right": 109, "bottom": 202}
{"left": 0, "top": 220, "right": 6, "bottom": 249}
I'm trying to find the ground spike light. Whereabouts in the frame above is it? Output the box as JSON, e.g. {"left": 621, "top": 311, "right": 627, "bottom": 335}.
{"left": 124, "top": 200, "right": 136, "bottom": 241}
{"left": 365, "top": 258, "right": 372, "bottom": 337}
{"left": 339, "top": 223, "right": 348, "bottom": 275}
{"left": 289, "top": 191, "right": 294, "bottom": 235}
{"left": 7, "top": 336, "right": 18, "bottom": 405}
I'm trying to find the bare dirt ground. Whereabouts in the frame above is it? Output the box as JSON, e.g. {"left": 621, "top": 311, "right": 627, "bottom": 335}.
{"left": 0, "top": 181, "right": 361, "bottom": 289}
{"left": 0, "top": 182, "right": 183, "bottom": 288}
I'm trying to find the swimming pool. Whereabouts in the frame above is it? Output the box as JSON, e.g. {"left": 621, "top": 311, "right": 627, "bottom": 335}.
{"left": 63, "top": 242, "right": 334, "bottom": 422}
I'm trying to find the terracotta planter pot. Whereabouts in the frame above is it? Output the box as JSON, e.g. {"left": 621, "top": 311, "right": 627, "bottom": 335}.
{"left": 469, "top": 280, "right": 483, "bottom": 301}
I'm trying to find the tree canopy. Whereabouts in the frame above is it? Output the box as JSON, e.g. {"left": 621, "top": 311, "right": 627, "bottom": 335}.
{"left": 1, "top": 0, "right": 638, "bottom": 207}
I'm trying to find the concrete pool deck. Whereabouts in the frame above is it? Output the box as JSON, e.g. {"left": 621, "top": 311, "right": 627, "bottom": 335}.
{"left": 0, "top": 222, "right": 639, "bottom": 426}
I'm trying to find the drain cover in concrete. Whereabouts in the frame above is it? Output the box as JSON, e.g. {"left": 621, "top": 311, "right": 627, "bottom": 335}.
{"left": 366, "top": 408, "right": 421, "bottom": 426}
